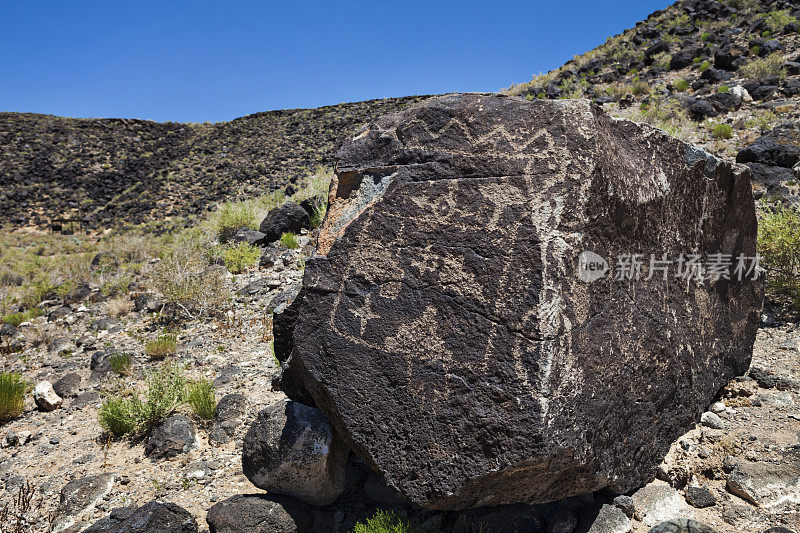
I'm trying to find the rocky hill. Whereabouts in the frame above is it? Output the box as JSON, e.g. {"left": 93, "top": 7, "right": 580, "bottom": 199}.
{"left": 0, "top": 96, "right": 429, "bottom": 228}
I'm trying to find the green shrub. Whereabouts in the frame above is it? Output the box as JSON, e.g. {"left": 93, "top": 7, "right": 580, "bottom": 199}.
{"left": 186, "top": 378, "right": 216, "bottom": 420}
{"left": 701, "top": 32, "right": 710, "bottom": 41}
{"left": 214, "top": 202, "right": 257, "bottom": 243}
{"left": 765, "top": 9, "right": 798, "bottom": 31}
{"left": 0, "top": 372, "right": 27, "bottom": 423}
{"left": 718, "top": 84, "right": 730, "bottom": 93}
{"left": 146, "top": 332, "right": 177, "bottom": 360}
{"left": 222, "top": 242, "right": 261, "bottom": 274}
{"left": 631, "top": 80, "right": 650, "bottom": 96}
{"left": 712, "top": 123, "right": 734, "bottom": 139}
{"left": 674, "top": 78, "right": 690, "bottom": 92}
{"left": 280, "top": 232, "right": 299, "bottom": 249}
{"left": 758, "top": 203, "right": 800, "bottom": 311}
{"left": 108, "top": 351, "right": 133, "bottom": 376}
{"left": 740, "top": 53, "right": 787, "bottom": 80}
{"left": 699, "top": 60, "right": 711, "bottom": 71}
{"left": 353, "top": 510, "right": 420, "bottom": 533}
{"left": 98, "top": 396, "right": 138, "bottom": 438}
{"left": 309, "top": 197, "right": 327, "bottom": 228}
{"left": 3, "top": 307, "right": 43, "bottom": 327}
{"left": 693, "top": 57, "right": 703, "bottom": 64}
{"left": 136, "top": 364, "right": 186, "bottom": 433}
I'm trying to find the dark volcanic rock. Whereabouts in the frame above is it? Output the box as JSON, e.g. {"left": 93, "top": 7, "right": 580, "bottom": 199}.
{"left": 106, "top": 501, "right": 197, "bottom": 532}
{"left": 649, "top": 518, "right": 718, "bottom": 533}
{"left": 144, "top": 414, "right": 197, "bottom": 459}
{"left": 276, "top": 94, "right": 762, "bottom": 510}
{"left": 230, "top": 228, "right": 267, "bottom": 246}
{"left": 205, "top": 494, "right": 314, "bottom": 533}
{"left": 258, "top": 201, "right": 310, "bottom": 244}
{"left": 737, "top": 136, "right": 800, "bottom": 168}
{"left": 242, "top": 400, "right": 348, "bottom": 506}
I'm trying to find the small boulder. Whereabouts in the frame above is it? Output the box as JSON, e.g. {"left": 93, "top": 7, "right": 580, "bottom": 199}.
{"left": 205, "top": 494, "right": 314, "bottom": 533}
{"left": 82, "top": 506, "right": 137, "bottom": 533}
{"left": 53, "top": 373, "right": 82, "bottom": 399}
{"left": 737, "top": 137, "right": 800, "bottom": 168}
{"left": 33, "top": 381, "right": 62, "bottom": 411}
{"left": 145, "top": 414, "right": 197, "bottom": 459}
{"left": 687, "top": 99, "right": 717, "bottom": 120}
{"left": 209, "top": 393, "right": 247, "bottom": 445}
{"left": 700, "top": 412, "right": 724, "bottom": 429}
{"left": 90, "top": 252, "right": 119, "bottom": 271}
{"left": 105, "top": 501, "right": 197, "bottom": 532}
{"left": 726, "top": 449, "right": 800, "bottom": 507}
{"left": 242, "top": 400, "right": 348, "bottom": 506}
{"left": 258, "top": 202, "right": 310, "bottom": 245}
{"left": 632, "top": 481, "right": 693, "bottom": 527}
{"left": 684, "top": 485, "right": 716, "bottom": 508}
{"left": 56, "top": 474, "right": 114, "bottom": 529}
{"left": 648, "top": 518, "right": 718, "bottom": 533}
{"left": 587, "top": 504, "right": 631, "bottom": 533}
{"left": 230, "top": 228, "right": 267, "bottom": 247}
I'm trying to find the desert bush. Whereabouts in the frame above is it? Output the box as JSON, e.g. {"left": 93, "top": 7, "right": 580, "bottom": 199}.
{"left": 765, "top": 10, "right": 798, "bottom": 31}
{"left": 186, "top": 377, "right": 216, "bottom": 420}
{"left": 3, "top": 307, "right": 43, "bottom": 327}
{"left": 213, "top": 202, "right": 258, "bottom": 243}
{"left": 698, "top": 60, "right": 711, "bottom": 72}
{"left": 221, "top": 242, "right": 260, "bottom": 274}
{"left": 711, "top": 123, "right": 734, "bottom": 139}
{"left": 147, "top": 231, "right": 231, "bottom": 315}
{"left": 136, "top": 364, "right": 186, "bottom": 434}
{"left": 758, "top": 203, "right": 800, "bottom": 311}
{"left": 0, "top": 372, "right": 27, "bottom": 423}
{"left": 674, "top": 78, "right": 690, "bottom": 92}
{"left": 108, "top": 351, "right": 133, "bottom": 376}
{"left": 309, "top": 197, "right": 327, "bottom": 228}
{"left": 718, "top": 84, "right": 730, "bottom": 93}
{"left": 98, "top": 396, "right": 138, "bottom": 438}
{"left": 631, "top": 80, "right": 650, "bottom": 96}
{"left": 740, "top": 53, "right": 787, "bottom": 80}
{"left": 146, "top": 331, "right": 177, "bottom": 360}
{"left": 280, "top": 232, "right": 299, "bottom": 249}
{"left": 353, "top": 510, "right": 420, "bottom": 533}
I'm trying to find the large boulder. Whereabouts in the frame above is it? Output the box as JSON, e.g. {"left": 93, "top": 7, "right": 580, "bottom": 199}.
{"left": 242, "top": 400, "right": 348, "bottom": 506}
{"left": 206, "top": 494, "right": 314, "bottom": 533}
{"left": 277, "top": 94, "right": 762, "bottom": 510}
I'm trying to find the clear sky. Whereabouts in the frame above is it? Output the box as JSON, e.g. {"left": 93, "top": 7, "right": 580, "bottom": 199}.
{"left": 1, "top": 1, "right": 671, "bottom": 123}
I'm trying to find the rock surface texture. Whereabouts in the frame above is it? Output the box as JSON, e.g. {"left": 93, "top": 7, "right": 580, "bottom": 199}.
{"left": 276, "top": 93, "right": 764, "bottom": 510}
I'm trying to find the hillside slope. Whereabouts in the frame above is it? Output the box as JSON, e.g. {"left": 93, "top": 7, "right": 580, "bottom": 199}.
{"left": 507, "top": 0, "right": 800, "bottom": 207}
{"left": 0, "top": 96, "right": 429, "bottom": 228}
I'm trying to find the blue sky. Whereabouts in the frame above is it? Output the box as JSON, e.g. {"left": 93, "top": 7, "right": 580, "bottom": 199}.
{"left": 1, "top": 1, "right": 671, "bottom": 123}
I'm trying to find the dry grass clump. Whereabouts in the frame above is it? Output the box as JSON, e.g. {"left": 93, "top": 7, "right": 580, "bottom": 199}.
{"left": 106, "top": 297, "right": 134, "bottom": 317}
{"left": 758, "top": 203, "right": 800, "bottom": 312}
{"left": 186, "top": 377, "right": 216, "bottom": 420}
{"left": 0, "top": 372, "right": 28, "bottom": 423}
{"left": 145, "top": 331, "right": 177, "bottom": 360}
{"left": 221, "top": 242, "right": 261, "bottom": 274}
{"left": 740, "top": 53, "right": 787, "bottom": 80}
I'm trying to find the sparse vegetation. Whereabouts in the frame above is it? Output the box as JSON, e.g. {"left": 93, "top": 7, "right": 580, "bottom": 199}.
{"left": 280, "top": 232, "right": 300, "bottom": 249}
{"left": 739, "top": 53, "right": 787, "bottom": 80}
{"left": 765, "top": 10, "right": 798, "bottom": 32}
{"left": 0, "top": 372, "right": 27, "bottom": 423}
{"left": 3, "top": 308, "right": 43, "bottom": 327}
{"left": 98, "top": 396, "right": 138, "bottom": 438}
{"left": 634, "top": 97, "right": 691, "bottom": 140}
{"left": 711, "top": 123, "right": 734, "bottom": 139}
{"left": 214, "top": 202, "right": 258, "bottom": 243}
{"left": 631, "top": 80, "right": 650, "bottom": 96}
{"left": 698, "top": 60, "right": 711, "bottom": 71}
{"left": 186, "top": 377, "right": 216, "bottom": 420}
{"left": 674, "top": 78, "right": 690, "bottom": 92}
{"left": 718, "top": 84, "right": 730, "bottom": 93}
{"left": 221, "top": 242, "right": 261, "bottom": 274}
{"left": 106, "top": 297, "right": 134, "bottom": 317}
{"left": 145, "top": 331, "right": 177, "bottom": 360}
{"left": 137, "top": 364, "right": 186, "bottom": 433}
{"left": 108, "top": 351, "right": 133, "bottom": 376}
{"left": 758, "top": 203, "right": 800, "bottom": 312}
{"left": 353, "top": 510, "right": 420, "bottom": 533}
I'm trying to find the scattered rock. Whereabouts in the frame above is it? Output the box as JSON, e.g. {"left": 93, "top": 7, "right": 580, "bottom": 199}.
{"left": 700, "top": 412, "right": 725, "bottom": 429}
{"left": 205, "top": 494, "right": 314, "bottom": 533}
{"left": 684, "top": 485, "right": 716, "bottom": 508}
{"left": 737, "top": 137, "right": 800, "bottom": 168}
{"left": 230, "top": 228, "right": 267, "bottom": 246}
{"left": 33, "top": 381, "right": 62, "bottom": 411}
{"left": 612, "top": 495, "right": 635, "bottom": 518}
{"left": 53, "top": 372, "right": 82, "bottom": 399}
{"left": 277, "top": 94, "right": 762, "bottom": 509}
{"left": 48, "top": 336, "right": 73, "bottom": 353}
{"left": 258, "top": 201, "right": 310, "bottom": 245}
{"left": 145, "top": 414, "right": 198, "bottom": 459}
{"left": 242, "top": 400, "right": 348, "bottom": 506}
{"left": 632, "top": 481, "right": 694, "bottom": 527}
{"left": 209, "top": 393, "right": 247, "bottom": 445}
{"left": 726, "top": 449, "right": 800, "bottom": 506}
{"left": 90, "top": 252, "right": 119, "bottom": 271}
{"left": 648, "top": 518, "right": 718, "bottom": 533}
{"left": 587, "top": 504, "right": 631, "bottom": 533}
{"left": 102, "top": 501, "right": 197, "bottom": 532}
